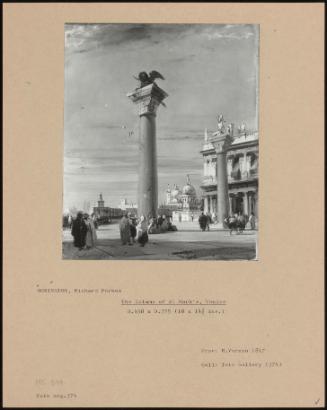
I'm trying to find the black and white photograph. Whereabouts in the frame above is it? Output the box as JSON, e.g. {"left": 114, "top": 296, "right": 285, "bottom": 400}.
{"left": 62, "top": 23, "right": 259, "bottom": 260}
{"left": 4, "top": 4, "right": 324, "bottom": 408}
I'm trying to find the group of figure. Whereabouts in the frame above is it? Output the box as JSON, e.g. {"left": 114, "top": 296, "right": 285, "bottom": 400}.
{"left": 70, "top": 211, "right": 178, "bottom": 251}
{"left": 224, "top": 212, "right": 256, "bottom": 234}
{"left": 198, "top": 211, "right": 256, "bottom": 234}
{"left": 71, "top": 211, "right": 97, "bottom": 250}
{"left": 119, "top": 213, "right": 149, "bottom": 247}
{"left": 147, "top": 214, "right": 177, "bottom": 234}
{"left": 198, "top": 212, "right": 213, "bottom": 231}
{"left": 119, "top": 213, "right": 177, "bottom": 247}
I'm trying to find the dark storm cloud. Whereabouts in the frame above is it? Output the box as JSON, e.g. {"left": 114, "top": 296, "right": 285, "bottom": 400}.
{"left": 65, "top": 23, "right": 247, "bottom": 55}
{"left": 65, "top": 23, "right": 197, "bottom": 54}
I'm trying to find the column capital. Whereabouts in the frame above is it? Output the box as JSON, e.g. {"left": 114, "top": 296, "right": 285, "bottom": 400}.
{"left": 211, "top": 132, "right": 234, "bottom": 154}
{"left": 127, "top": 83, "right": 168, "bottom": 117}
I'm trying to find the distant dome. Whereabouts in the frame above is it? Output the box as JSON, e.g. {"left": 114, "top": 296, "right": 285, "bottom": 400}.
{"left": 182, "top": 183, "right": 196, "bottom": 196}
{"left": 171, "top": 185, "right": 181, "bottom": 199}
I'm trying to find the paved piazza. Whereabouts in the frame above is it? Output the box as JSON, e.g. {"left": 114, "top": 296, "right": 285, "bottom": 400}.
{"left": 62, "top": 221, "right": 257, "bottom": 260}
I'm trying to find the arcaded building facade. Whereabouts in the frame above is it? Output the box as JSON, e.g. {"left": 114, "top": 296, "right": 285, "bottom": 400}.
{"left": 200, "top": 127, "right": 258, "bottom": 218}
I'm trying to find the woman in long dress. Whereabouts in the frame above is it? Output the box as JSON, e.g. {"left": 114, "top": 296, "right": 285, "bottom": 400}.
{"left": 198, "top": 212, "right": 207, "bottom": 231}
{"left": 84, "top": 214, "right": 97, "bottom": 249}
{"left": 119, "top": 214, "right": 131, "bottom": 245}
{"left": 71, "top": 211, "right": 88, "bottom": 250}
{"left": 136, "top": 215, "right": 148, "bottom": 247}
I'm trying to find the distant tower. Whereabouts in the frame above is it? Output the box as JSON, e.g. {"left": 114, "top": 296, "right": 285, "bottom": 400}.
{"left": 98, "top": 193, "right": 104, "bottom": 208}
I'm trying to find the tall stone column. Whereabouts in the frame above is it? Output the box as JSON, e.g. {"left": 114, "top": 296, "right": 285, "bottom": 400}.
{"left": 239, "top": 156, "right": 245, "bottom": 179}
{"left": 211, "top": 132, "right": 233, "bottom": 228}
{"left": 243, "top": 191, "right": 249, "bottom": 215}
{"left": 228, "top": 194, "right": 233, "bottom": 215}
{"left": 209, "top": 195, "right": 213, "bottom": 214}
{"left": 248, "top": 192, "right": 253, "bottom": 214}
{"left": 227, "top": 157, "right": 233, "bottom": 179}
{"left": 127, "top": 83, "right": 168, "bottom": 220}
{"left": 204, "top": 196, "right": 209, "bottom": 213}
{"left": 254, "top": 192, "right": 258, "bottom": 217}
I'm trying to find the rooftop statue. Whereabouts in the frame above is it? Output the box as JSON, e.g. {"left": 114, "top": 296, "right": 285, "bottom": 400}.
{"left": 216, "top": 114, "right": 226, "bottom": 133}
{"left": 238, "top": 122, "right": 246, "bottom": 133}
{"left": 227, "top": 123, "right": 234, "bottom": 135}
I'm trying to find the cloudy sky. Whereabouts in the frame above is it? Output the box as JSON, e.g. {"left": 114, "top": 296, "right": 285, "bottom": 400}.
{"left": 63, "top": 23, "right": 258, "bottom": 211}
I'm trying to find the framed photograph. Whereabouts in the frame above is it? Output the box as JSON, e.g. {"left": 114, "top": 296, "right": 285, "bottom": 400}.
{"left": 3, "top": 3, "right": 324, "bottom": 408}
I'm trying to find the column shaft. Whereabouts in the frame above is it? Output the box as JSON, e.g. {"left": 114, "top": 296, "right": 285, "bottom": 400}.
{"left": 243, "top": 192, "right": 249, "bottom": 215}
{"left": 204, "top": 196, "right": 209, "bottom": 213}
{"left": 228, "top": 196, "right": 233, "bottom": 215}
{"left": 138, "top": 114, "right": 157, "bottom": 219}
{"left": 254, "top": 192, "right": 258, "bottom": 217}
{"left": 243, "top": 153, "right": 247, "bottom": 178}
{"left": 216, "top": 152, "right": 229, "bottom": 226}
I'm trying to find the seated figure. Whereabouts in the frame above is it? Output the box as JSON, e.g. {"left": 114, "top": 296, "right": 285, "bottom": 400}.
{"left": 148, "top": 217, "right": 160, "bottom": 234}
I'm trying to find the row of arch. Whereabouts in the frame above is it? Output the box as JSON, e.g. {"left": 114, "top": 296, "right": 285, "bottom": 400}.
{"left": 203, "top": 190, "right": 258, "bottom": 217}
{"left": 204, "top": 151, "right": 258, "bottom": 182}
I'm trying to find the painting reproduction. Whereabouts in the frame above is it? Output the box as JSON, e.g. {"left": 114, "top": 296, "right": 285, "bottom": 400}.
{"left": 63, "top": 23, "right": 259, "bottom": 260}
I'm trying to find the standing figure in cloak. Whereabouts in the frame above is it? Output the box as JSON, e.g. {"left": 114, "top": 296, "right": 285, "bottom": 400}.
{"left": 128, "top": 213, "right": 137, "bottom": 243}
{"left": 249, "top": 212, "right": 256, "bottom": 230}
{"left": 91, "top": 213, "right": 98, "bottom": 230}
{"left": 84, "top": 213, "right": 97, "bottom": 249}
{"left": 119, "top": 213, "right": 132, "bottom": 245}
{"left": 205, "top": 212, "right": 212, "bottom": 231}
{"left": 236, "top": 212, "right": 246, "bottom": 234}
{"left": 198, "top": 212, "right": 207, "bottom": 232}
{"left": 136, "top": 215, "right": 149, "bottom": 247}
{"left": 71, "top": 211, "right": 88, "bottom": 250}
{"left": 160, "top": 215, "right": 168, "bottom": 233}
{"left": 157, "top": 215, "right": 163, "bottom": 227}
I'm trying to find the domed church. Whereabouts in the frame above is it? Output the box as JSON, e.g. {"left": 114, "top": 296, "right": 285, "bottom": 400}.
{"left": 165, "top": 175, "right": 201, "bottom": 222}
